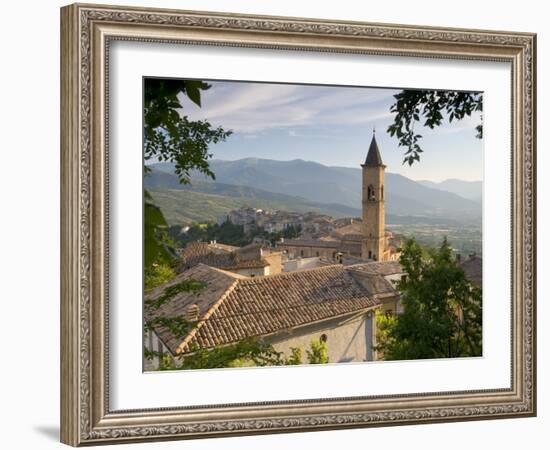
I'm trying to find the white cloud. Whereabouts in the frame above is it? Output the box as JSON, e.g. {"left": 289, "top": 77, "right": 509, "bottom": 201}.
{"left": 179, "top": 81, "right": 399, "bottom": 134}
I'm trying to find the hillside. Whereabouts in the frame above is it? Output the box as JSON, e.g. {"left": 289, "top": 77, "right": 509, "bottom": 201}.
{"left": 146, "top": 168, "right": 355, "bottom": 213}
{"left": 147, "top": 186, "right": 361, "bottom": 226}
{"left": 149, "top": 158, "right": 481, "bottom": 221}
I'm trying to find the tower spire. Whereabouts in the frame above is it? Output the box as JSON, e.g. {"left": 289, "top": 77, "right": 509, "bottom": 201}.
{"left": 363, "top": 129, "right": 384, "bottom": 167}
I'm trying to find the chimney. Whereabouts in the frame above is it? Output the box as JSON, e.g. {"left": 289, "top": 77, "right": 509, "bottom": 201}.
{"left": 185, "top": 303, "right": 200, "bottom": 322}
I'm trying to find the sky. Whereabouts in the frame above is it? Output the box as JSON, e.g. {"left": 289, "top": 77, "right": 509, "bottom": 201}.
{"left": 175, "top": 80, "right": 483, "bottom": 182}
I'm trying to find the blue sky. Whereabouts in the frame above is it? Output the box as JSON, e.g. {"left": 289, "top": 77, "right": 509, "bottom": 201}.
{"left": 178, "top": 80, "right": 483, "bottom": 182}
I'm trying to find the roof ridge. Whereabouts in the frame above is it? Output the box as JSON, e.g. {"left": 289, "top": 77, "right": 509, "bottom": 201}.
{"left": 240, "top": 263, "right": 344, "bottom": 283}
{"left": 176, "top": 279, "right": 240, "bottom": 355}
{"left": 195, "top": 263, "right": 249, "bottom": 279}
{"left": 200, "top": 295, "right": 375, "bottom": 322}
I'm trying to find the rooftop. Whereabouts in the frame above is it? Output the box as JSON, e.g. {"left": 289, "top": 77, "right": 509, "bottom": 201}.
{"left": 146, "top": 263, "right": 391, "bottom": 355}
{"left": 332, "top": 221, "right": 363, "bottom": 239}
{"left": 346, "top": 261, "right": 404, "bottom": 276}
{"left": 179, "top": 242, "right": 269, "bottom": 271}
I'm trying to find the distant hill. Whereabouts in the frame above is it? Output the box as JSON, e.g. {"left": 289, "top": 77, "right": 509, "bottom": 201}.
{"left": 148, "top": 158, "right": 481, "bottom": 222}
{"left": 417, "top": 178, "right": 482, "bottom": 203}
{"left": 147, "top": 187, "right": 361, "bottom": 226}
{"left": 146, "top": 168, "right": 361, "bottom": 225}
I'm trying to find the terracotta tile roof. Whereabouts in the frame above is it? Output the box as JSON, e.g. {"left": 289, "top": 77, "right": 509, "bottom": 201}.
{"left": 234, "top": 243, "right": 263, "bottom": 260}
{"left": 179, "top": 241, "right": 210, "bottom": 258}
{"left": 348, "top": 270, "right": 396, "bottom": 297}
{"left": 332, "top": 221, "right": 363, "bottom": 238}
{"left": 229, "top": 259, "right": 269, "bottom": 269}
{"left": 146, "top": 264, "right": 381, "bottom": 355}
{"left": 209, "top": 242, "right": 239, "bottom": 253}
{"left": 179, "top": 242, "right": 268, "bottom": 271}
{"left": 347, "top": 261, "right": 404, "bottom": 276}
{"left": 144, "top": 264, "right": 242, "bottom": 353}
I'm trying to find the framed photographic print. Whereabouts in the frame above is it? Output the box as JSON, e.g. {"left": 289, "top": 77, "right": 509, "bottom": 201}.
{"left": 60, "top": 3, "right": 537, "bottom": 446}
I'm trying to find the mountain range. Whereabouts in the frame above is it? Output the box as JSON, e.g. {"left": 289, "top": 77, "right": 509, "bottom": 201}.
{"left": 146, "top": 168, "right": 361, "bottom": 224}
{"left": 416, "top": 178, "right": 482, "bottom": 202}
{"left": 147, "top": 158, "right": 481, "bottom": 225}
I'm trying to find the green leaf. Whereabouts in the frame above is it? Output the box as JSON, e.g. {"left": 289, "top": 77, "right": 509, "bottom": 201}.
{"left": 387, "top": 89, "right": 483, "bottom": 165}
{"left": 185, "top": 81, "right": 204, "bottom": 107}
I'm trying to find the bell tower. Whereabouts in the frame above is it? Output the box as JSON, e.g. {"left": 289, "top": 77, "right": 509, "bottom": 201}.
{"left": 361, "top": 130, "right": 386, "bottom": 261}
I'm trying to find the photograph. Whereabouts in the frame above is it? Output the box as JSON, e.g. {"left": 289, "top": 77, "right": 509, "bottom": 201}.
{"left": 142, "top": 78, "right": 484, "bottom": 371}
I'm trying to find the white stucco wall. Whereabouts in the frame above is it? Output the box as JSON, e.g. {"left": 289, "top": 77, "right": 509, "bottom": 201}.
{"left": 266, "top": 311, "right": 375, "bottom": 364}
{"left": 143, "top": 329, "right": 172, "bottom": 371}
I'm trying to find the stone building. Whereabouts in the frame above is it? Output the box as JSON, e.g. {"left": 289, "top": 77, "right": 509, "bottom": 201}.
{"left": 144, "top": 261, "right": 403, "bottom": 370}
{"left": 277, "top": 238, "right": 341, "bottom": 260}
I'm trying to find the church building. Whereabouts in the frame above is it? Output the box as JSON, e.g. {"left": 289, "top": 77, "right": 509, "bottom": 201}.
{"left": 278, "top": 132, "right": 399, "bottom": 263}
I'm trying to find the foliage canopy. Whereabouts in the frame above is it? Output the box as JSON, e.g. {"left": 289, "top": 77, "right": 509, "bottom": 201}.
{"left": 376, "top": 238, "right": 482, "bottom": 360}
{"left": 143, "top": 79, "right": 232, "bottom": 285}
{"left": 144, "top": 78, "right": 232, "bottom": 183}
{"left": 387, "top": 90, "right": 483, "bottom": 166}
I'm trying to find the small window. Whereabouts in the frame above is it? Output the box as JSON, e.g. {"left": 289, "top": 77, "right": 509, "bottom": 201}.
{"left": 367, "top": 184, "right": 375, "bottom": 201}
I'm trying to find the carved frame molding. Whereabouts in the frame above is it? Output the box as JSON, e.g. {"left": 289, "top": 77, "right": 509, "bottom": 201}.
{"left": 60, "top": 3, "right": 536, "bottom": 446}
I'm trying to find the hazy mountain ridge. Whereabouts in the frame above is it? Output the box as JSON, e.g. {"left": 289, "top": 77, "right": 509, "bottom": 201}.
{"left": 417, "top": 178, "right": 482, "bottom": 203}
{"left": 147, "top": 186, "right": 468, "bottom": 228}
{"left": 149, "top": 158, "right": 481, "bottom": 221}
{"left": 146, "top": 168, "right": 359, "bottom": 215}
{"left": 146, "top": 168, "right": 365, "bottom": 225}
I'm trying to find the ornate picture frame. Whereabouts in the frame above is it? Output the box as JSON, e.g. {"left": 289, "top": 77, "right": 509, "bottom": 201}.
{"left": 60, "top": 3, "right": 536, "bottom": 446}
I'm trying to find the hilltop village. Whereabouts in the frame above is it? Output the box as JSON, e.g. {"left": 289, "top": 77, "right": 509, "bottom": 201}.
{"left": 144, "top": 134, "right": 481, "bottom": 370}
